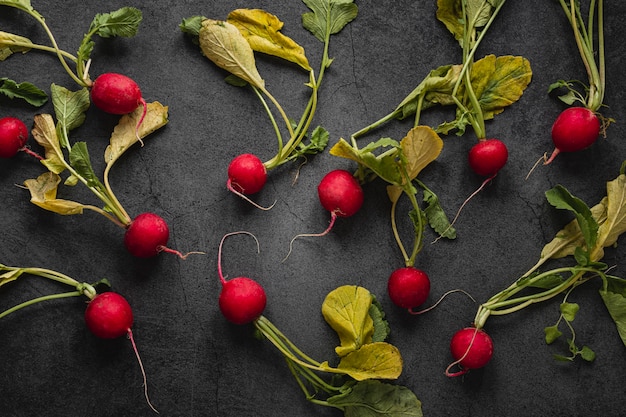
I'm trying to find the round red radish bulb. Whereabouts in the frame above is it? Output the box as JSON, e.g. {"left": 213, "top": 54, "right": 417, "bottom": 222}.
{"left": 545, "top": 107, "right": 600, "bottom": 164}
{"left": 227, "top": 153, "right": 267, "bottom": 195}
{"left": 84, "top": 292, "right": 133, "bottom": 339}
{"left": 219, "top": 277, "right": 267, "bottom": 325}
{"left": 387, "top": 267, "right": 431, "bottom": 310}
{"left": 317, "top": 169, "right": 364, "bottom": 218}
{"left": 468, "top": 139, "right": 508, "bottom": 177}
{"left": 124, "top": 212, "right": 170, "bottom": 258}
{"left": 450, "top": 327, "right": 493, "bottom": 371}
{"left": 90, "top": 73, "right": 145, "bottom": 115}
{"left": 0, "top": 116, "right": 29, "bottom": 158}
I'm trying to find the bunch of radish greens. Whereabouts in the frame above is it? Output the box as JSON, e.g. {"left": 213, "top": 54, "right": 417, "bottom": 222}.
{"left": 216, "top": 233, "right": 424, "bottom": 417}
{"left": 329, "top": 0, "right": 532, "bottom": 314}
{"left": 446, "top": 162, "right": 626, "bottom": 376}
{"left": 179, "top": 3, "right": 356, "bottom": 206}
{"left": 0, "top": 2, "right": 198, "bottom": 259}
{"left": 0, "top": 263, "right": 158, "bottom": 412}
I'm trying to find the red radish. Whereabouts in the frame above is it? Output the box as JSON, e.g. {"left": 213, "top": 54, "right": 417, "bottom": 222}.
{"left": 283, "top": 170, "right": 364, "bottom": 261}
{"left": 90, "top": 73, "right": 147, "bottom": 142}
{"left": 387, "top": 267, "right": 430, "bottom": 311}
{"left": 446, "top": 327, "right": 494, "bottom": 377}
{"left": 217, "top": 231, "right": 267, "bottom": 325}
{"left": 123, "top": 212, "right": 199, "bottom": 259}
{"left": 227, "top": 153, "right": 268, "bottom": 195}
{"left": 84, "top": 291, "right": 158, "bottom": 412}
{"left": 0, "top": 116, "right": 29, "bottom": 158}
{"left": 468, "top": 138, "right": 508, "bottom": 177}
{"left": 544, "top": 107, "right": 601, "bottom": 164}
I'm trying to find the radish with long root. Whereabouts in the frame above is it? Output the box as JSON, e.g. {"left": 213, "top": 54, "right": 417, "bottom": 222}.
{"left": 180, "top": 6, "right": 357, "bottom": 207}
{"left": 21, "top": 86, "right": 200, "bottom": 259}
{"left": 0, "top": 116, "right": 43, "bottom": 160}
{"left": 0, "top": 263, "right": 158, "bottom": 412}
{"left": 217, "top": 231, "right": 267, "bottom": 325}
{"left": 535, "top": 0, "right": 610, "bottom": 169}
{"left": 447, "top": 166, "right": 626, "bottom": 375}
{"left": 284, "top": 169, "right": 364, "bottom": 261}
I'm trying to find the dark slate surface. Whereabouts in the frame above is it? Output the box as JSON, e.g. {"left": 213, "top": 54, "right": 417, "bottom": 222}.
{"left": 0, "top": 1, "right": 625, "bottom": 416}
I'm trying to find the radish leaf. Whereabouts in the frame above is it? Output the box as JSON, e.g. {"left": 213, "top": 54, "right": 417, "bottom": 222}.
{"left": 302, "top": 0, "right": 358, "bottom": 43}
{"left": 227, "top": 9, "right": 311, "bottom": 71}
{"left": 333, "top": 342, "right": 403, "bottom": 380}
{"left": 23, "top": 172, "right": 85, "bottom": 215}
{"left": 69, "top": 142, "right": 103, "bottom": 189}
{"left": 50, "top": 84, "right": 90, "bottom": 147}
{"left": 198, "top": 19, "right": 265, "bottom": 89}
{"left": 327, "top": 380, "right": 423, "bottom": 417}
{"left": 0, "top": 31, "right": 34, "bottom": 60}
{"left": 0, "top": 77, "right": 47, "bottom": 106}
{"left": 546, "top": 185, "right": 598, "bottom": 251}
{"left": 599, "top": 275, "right": 626, "bottom": 347}
{"left": 31, "top": 113, "right": 66, "bottom": 174}
{"left": 87, "top": 7, "right": 142, "bottom": 38}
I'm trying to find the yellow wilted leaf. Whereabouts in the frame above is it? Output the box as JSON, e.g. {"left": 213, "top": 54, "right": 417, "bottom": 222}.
{"left": 31, "top": 113, "right": 66, "bottom": 174}
{"left": 104, "top": 101, "right": 169, "bottom": 167}
{"left": 400, "top": 126, "right": 443, "bottom": 181}
{"left": 386, "top": 185, "right": 403, "bottom": 204}
{"left": 23, "top": 172, "right": 85, "bottom": 215}
{"left": 597, "top": 174, "right": 626, "bottom": 250}
{"left": 227, "top": 9, "right": 311, "bottom": 71}
{"left": 199, "top": 19, "right": 265, "bottom": 88}
{"left": 322, "top": 285, "right": 374, "bottom": 357}
{"left": 320, "top": 342, "right": 403, "bottom": 381}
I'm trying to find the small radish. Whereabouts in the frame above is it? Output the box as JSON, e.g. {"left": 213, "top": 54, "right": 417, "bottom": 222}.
{"left": 90, "top": 73, "right": 147, "bottom": 142}
{"left": 387, "top": 267, "right": 431, "bottom": 311}
{"left": 446, "top": 327, "right": 494, "bottom": 377}
{"left": 435, "top": 139, "right": 507, "bottom": 242}
{"left": 226, "top": 153, "right": 275, "bottom": 210}
{"left": 544, "top": 107, "right": 601, "bottom": 164}
{"left": 467, "top": 138, "right": 508, "bottom": 177}
{"left": 84, "top": 291, "right": 158, "bottom": 412}
{"left": 217, "top": 231, "right": 267, "bottom": 325}
{"left": 0, "top": 116, "right": 41, "bottom": 160}
{"left": 124, "top": 212, "right": 201, "bottom": 259}
{"left": 284, "top": 169, "right": 364, "bottom": 260}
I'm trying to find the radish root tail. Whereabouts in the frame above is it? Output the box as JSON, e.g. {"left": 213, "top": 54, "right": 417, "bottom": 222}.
{"left": 227, "top": 179, "right": 276, "bottom": 211}
{"left": 408, "top": 289, "right": 476, "bottom": 315}
{"left": 282, "top": 213, "right": 337, "bottom": 263}
{"left": 127, "top": 329, "right": 159, "bottom": 413}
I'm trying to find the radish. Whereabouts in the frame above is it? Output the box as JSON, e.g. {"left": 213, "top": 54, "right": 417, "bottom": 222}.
{"left": 217, "top": 231, "right": 267, "bottom": 325}
{"left": 90, "top": 73, "right": 147, "bottom": 142}
{"left": 124, "top": 212, "right": 200, "bottom": 259}
{"left": 226, "top": 153, "right": 276, "bottom": 210}
{"left": 84, "top": 291, "right": 158, "bottom": 412}
{"left": 544, "top": 107, "right": 601, "bottom": 164}
{"left": 446, "top": 327, "right": 494, "bottom": 377}
{"left": 467, "top": 138, "right": 508, "bottom": 178}
{"left": 0, "top": 116, "right": 29, "bottom": 158}
{"left": 387, "top": 267, "right": 431, "bottom": 311}
{"left": 284, "top": 170, "right": 364, "bottom": 260}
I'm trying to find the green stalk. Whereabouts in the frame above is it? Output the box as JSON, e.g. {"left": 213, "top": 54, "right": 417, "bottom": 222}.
{"left": 0, "top": 291, "right": 83, "bottom": 319}
{"left": 253, "top": 87, "right": 285, "bottom": 167}
{"left": 0, "top": 39, "right": 77, "bottom": 61}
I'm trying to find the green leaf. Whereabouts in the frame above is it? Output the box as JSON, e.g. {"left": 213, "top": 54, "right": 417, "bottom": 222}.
{"left": 599, "top": 275, "right": 626, "bottom": 348}
{"left": 69, "top": 142, "right": 104, "bottom": 189}
{"left": 0, "top": 77, "right": 48, "bottom": 106}
{"left": 326, "top": 342, "right": 403, "bottom": 381}
{"left": 0, "top": 0, "right": 40, "bottom": 16}
{"left": 369, "top": 295, "right": 390, "bottom": 343}
{"left": 227, "top": 9, "right": 312, "bottom": 71}
{"left": 198, "top": 19, "right": 265, "bottom": 89}
{"left": 50, "top": 84, "right": 90, "bottom": 140}
{"left": 327, "top": 380, "right": 423, "bottom": 417}
{"left": 560, "top": 302, "right": 579, "bottom": 322}
{"left": 180, "top": 16, "right": 207, "bottom": 39}
{"left": 579, "top": 346, "right": 596, "bottom": 362}
{"left": 421, "top": 185, "right": 456, "bottom": 239}
{"left": 302, "top": 0, "right": 358, "bottom": 43}
{"left": 545, "top": 185, "right": 598, "bottom": 251}
{"left": 292, "top": 125, "right": 329, "bottom": 159}
{"left": 544, "top": 325, "right": 563, "bottom": 344}
{"left": 321, "top": 285, "right": 374, "bottom": 357}
{"left": 88, "top": 7, "right": 142, "bottom": 38}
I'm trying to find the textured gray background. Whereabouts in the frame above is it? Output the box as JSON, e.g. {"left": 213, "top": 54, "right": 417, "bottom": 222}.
{"left": 1, "top": 1, "right": 625, "bottom": 416}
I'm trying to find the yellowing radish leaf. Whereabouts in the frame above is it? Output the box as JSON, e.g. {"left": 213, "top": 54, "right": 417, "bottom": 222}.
{"left": 322, "top": 285, "right": 374, "bottom": 357}
{"left": 104, "top": 101, "right": 169, "bottom": 167}
{"left": 596, "top": 173, "right": 626, "bottom": 250}
{"left": 227, "top": 9, "right": 311, "bottom": 71}
{"left": 332, "top": 342, "right": 403, "bottom": 381}
{"left": 23, "top": 172, "right": 85, "bottom": 215}
{"left": 199, "top": 19, "right": 264, "bottom": 89}
{"left": 436, "top": 0, "right": 464, "bottom": 44}
{"left": 470, "top": 55, "right": 533, "bottom": 120}
{"left": 31, "top": 113, "right": 66, "bottom": 174}
{"left": 0, "top": 268, "right": 23, "bottom": 287}
{"left": 0, "top": 31, "right": 33, "bottom": 60}
{"left": 400, "top": 126, "right": 443, "bottom": 181}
